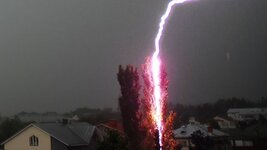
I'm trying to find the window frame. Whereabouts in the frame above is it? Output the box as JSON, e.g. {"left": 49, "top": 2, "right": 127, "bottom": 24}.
{"left": 29, "top": 135, "right": 39, "bottom": 146}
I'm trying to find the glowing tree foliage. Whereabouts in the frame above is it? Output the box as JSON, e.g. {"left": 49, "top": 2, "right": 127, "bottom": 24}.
{"left": 142, "top": 58, "right": 177, "bottom": 150}
{"left": 118, "top": 60, "right": 177, "bottom": 150}
{"left": 140, "top": 58, "right": 158, "bottom": 149}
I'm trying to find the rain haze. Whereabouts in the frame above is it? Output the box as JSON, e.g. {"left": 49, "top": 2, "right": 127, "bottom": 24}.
{"left": 0, "top": 0, "right": 266, "bottom": 115}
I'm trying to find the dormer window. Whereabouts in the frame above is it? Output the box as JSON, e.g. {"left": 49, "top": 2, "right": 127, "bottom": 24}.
{"left": 29, "top": 135, "right": 39, "bottom": 146}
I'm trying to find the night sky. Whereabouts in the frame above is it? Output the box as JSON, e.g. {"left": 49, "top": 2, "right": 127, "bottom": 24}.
{"left": 0, "top": 0, "right": 266, "bottom": 115}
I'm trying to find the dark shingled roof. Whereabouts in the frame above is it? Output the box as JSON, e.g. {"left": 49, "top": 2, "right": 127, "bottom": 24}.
{"left": 34, "top": 122, "right": 96, "bottom": 146}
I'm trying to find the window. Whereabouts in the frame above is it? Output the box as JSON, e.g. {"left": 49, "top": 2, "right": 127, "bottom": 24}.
{"left": 29, "top": 135, "right": 39, "bottom": 146}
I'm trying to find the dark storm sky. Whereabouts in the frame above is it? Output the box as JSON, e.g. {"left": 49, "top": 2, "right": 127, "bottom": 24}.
{"left": 0, "top": 0, "right": 266, "bottom": 115}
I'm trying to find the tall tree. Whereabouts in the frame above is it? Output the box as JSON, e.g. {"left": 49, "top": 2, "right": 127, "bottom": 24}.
{"left": 117, "top": 65, "right": 143, "bottom": 150}
{"left": 118, "top": 60, "right": 177, "bottom": 150}
{"left": 141, "top": 58, "right": 159, "bottom": 149}
{"left": 141, "top": 58, "right": 177, "bottom": 150}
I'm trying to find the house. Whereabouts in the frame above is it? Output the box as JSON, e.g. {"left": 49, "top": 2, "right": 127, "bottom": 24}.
{"left": 173, "top": 120, "right": 230, "bottom": 150}
{"left": 227, "top": 108, "right": 267, "bottom": 121}
{"left": 214, "top": 116, "right": 236, "bottom": 129}
{"left": 1, "top": 122, "right": 103, "bottom": 150}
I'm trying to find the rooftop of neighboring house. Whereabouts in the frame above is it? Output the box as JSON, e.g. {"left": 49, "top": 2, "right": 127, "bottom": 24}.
{"left": 2, "top": 122, "right": 100, "bottom": 146}
{"left": 173, "top": 122, "right": 228, "bottom": 139}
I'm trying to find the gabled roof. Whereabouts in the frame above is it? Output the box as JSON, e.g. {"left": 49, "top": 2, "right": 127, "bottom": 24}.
{"left": 173, "top": 123, "right": 228, "bottom": 139}
{"left": 35, "top": 122, "right": 96, "bottom": 146}
{"left": 2, "top": 122, "right": 96, "bottom": 147}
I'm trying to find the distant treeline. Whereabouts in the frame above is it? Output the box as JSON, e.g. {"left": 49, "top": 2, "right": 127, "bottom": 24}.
{"left": 66, "top": 97, "right": 267, "bottom": 128}
{"left": 64, "top": 107, "right": 121, "bottom": 125}
{"left": 172, "top": 97, "right": 267, "bottom": 128}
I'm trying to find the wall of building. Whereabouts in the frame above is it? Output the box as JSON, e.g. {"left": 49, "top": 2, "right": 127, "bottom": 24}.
{"left": 4, "top": 126, "right": 51, "bottom": 150}
{"left": 51, "top": 138, "right": 69, "bottom": 150}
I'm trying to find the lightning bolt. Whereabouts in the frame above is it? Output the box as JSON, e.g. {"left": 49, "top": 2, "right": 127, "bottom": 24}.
{"left": 151, "top": 0, "right": 191, "bottom": 149}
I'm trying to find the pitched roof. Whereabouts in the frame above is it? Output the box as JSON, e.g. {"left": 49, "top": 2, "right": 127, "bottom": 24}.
{"left": 2, "top": 122, "right": 96, "bottom": 147}
{"left": 173, "top": 123, "right": 228, "bottom": 139}
{"left": 35, "top": 122, "right": 96, "bottom": 146}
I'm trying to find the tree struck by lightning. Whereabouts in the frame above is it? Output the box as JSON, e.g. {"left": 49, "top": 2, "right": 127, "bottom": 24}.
{"left": 118, "top": 61, "right": 176, "bottom": 150}
{"left": 118, "top": 0, "right": 193, "bottom": 149}
{"left": 151, "top": 0, "right": 191, "bottom": 148}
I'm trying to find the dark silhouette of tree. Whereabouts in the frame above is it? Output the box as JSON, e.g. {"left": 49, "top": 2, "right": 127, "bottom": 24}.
{"left": 191, "top": 130, "right": 213, "bottom": 150}
{"left": 97, "top": 130, "right": 129, "bottom": 150}
{"left": 0, "top": 117, "right": 28, "bottom": 143}
{"left": 117, "top": 65, "right": 143, "bottom": 150}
